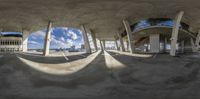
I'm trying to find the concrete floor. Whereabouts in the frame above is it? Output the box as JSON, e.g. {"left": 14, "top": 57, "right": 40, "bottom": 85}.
{"left": 0, "top": 51, "right": 200, "bottom": 99}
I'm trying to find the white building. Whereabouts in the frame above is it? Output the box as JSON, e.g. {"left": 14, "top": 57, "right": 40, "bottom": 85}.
{"left": 0, "top": 35, "right": 23, "bottom": 52}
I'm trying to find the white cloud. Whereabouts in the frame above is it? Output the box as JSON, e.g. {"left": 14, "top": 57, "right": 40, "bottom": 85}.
{"left": 59, "top": 37, "right": 65, "bottom": 42}
{"left": 28, "top": 40, "right": 40, "bottom": 45}
{"left": 67, "top": 30, "right": 78, "bottom": 40}
{"left": 61, "top": 27, "right": 69, "bottom": 31}
{"left": 66, "top": 39, "right": 73, "bottom": 46}
{"left": 31, "top": 30, "right": 46, "bottom": 39}
{"left": 50, "top": 37, "right": 74, "bottom": 49}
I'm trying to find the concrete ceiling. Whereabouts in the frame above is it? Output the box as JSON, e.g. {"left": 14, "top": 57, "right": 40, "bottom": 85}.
{"left": 0, "top": 0, "right": 200, "bottom": 40}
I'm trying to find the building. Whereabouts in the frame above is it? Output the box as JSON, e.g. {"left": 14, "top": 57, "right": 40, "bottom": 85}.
{"left": 0, "top": 33, "right": 23, "bottom": 52}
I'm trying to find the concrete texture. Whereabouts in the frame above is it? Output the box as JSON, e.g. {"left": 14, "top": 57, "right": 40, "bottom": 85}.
{"left": 0, "top": 51, "right": 200, "bottom": 99}
{"left": 0, "top": 0, "right": 200, "bottom": 40}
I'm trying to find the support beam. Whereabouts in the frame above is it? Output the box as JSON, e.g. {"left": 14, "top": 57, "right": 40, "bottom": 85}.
{"left": 102, "top": 40, "right": 106, "bottom": 50}
{"left": 43, "top": 21, "right": 52, "bottom": 56}
{"left": 90, "top": 30, "right": 98, "bottom": 51}
{"left": 22, "top": 30, "right": 29, "bottom": 52}
{"left": 117, "top": 32, "right": 125, "bottom": 52}
{"left": 115, "top": 40, "right": 119, "bottom": 51}
{"left": 191, "top": 38, "right": 198, "bottom": 52}
{"left": 181, "top": 40, "right": 185, "bottom": 53}
{"left": 123, "top": 19, "right": 134, "bottom": 53}
{"left": 80, "top": 25, "right": 91, "bottom": 53}
{"left": 196, "top": 30, "right": 200, "bottom": 48}
{"left": 100, "top": 40, "right": 104, "bottom": 50}
{"left": 164, "top": 37, "right": 168, "bottom": 52}
{"left": 150, "top": 34, "right": 160, "bottom": 53}
{"left": 170, "top": 11, "right": 184, "bottom": 56}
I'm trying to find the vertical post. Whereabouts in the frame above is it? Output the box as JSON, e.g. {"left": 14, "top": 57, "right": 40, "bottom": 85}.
{"left": 196, "top": 30, "right": 200, "bottom": 48}
{"left": 100, "top": 40, "right": 104, "bottom": 50}
{"left": 164, "top": 37, "right": 168, "bottom": 52}
{"left": 117, "top": 32, "right": 125, "bottom": 52}
{"left": 22, "top": 30, "right": 29, "bottom": 52}
{"left": 126, "top": 40, "right": 129, "bottom": 51}
{"left": 191, "top": 38, "right": 198, "bottom": 52}
{"left": 170, "top": 11, "right": 184, "bottom": 56}
{"left": 123, "top": 19, "right": 134, "bottom": 53}
{"left": 43, "top": 21, "right": 52, "bottom": 56}
{"left": 90, "top": 30, "right": 98, "bottom": 51}
{"left": 80, "top": 25, "right": 91, "bottom": 53}
{"left": 150, "top": 34, "right": 160, "bottom": 53}
{"left": 115, "top": 40, "right": 119, "bottom": 51}
{"left": 181, "top": 40, "right": 185, "bottom": 53}
{"left": 102, "top": 40, "right": 106, "bottom": 50}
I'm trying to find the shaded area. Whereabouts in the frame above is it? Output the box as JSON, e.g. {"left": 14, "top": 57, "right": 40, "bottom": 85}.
{"left": 17, "top": 52, "right": 91, "bottom": 64}
{"left": 0, "top": 51, "right": 200, "bottom": 99}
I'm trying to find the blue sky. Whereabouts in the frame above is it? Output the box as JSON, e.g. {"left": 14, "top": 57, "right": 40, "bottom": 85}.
{"left": 28, "top": 27, "right": 84, "bottom": 49}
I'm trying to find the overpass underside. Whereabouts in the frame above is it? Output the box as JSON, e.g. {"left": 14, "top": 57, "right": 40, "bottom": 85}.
{"left": 0, "top": 0, "right": 200, "bottom": 99}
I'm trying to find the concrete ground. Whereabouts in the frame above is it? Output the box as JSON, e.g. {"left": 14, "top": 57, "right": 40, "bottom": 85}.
{"left": 0, "top": 51, "right": 200, "bottom": 99}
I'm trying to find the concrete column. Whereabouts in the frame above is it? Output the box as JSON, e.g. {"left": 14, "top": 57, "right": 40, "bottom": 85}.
{"left": 90, "top": 30, "right": 98, "bottom": 51}
{"left": 170, "top": 11, "right": 184, "bottom": 56}
{"left": 191, "top": 38, "right": 198, "bottom": 52}
{"left": 117, "top": 32, "right": 125, "bottom": 52}
{"left": 126, "top": 40, "right": 129, "bottom": 51}
{"left": 102, "top": 40, "right": 106, "bottom": 50}
{"left": 43, "top": 21, "right": 52, "bottom": 56}
{"left": 123, "top": 19, "right": 134, "bottom": 53}
{"left": 80, "top": 25, "right": 91, "bottom": 53}
{"left": 181, "top": 40, "right": 185, "bottom": 53}
{"left": 150, "top": 34, "right": 160, "bottom": 53}
{"left": 196, "top": 30, "right": 200, "bottom": 48}
{"left": 100, "top": 40, "right": 104, "bottom": 50}
{"left": 22, "top": 30, "right": 29, "bottom": 52}
{"left": 115, "top": 40, "right": 119, "bottom": 50}
{"left": 164, "top": 37, "right": 168, "bottom": 52}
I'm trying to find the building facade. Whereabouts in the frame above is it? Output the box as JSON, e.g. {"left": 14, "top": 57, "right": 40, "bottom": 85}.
{"left": 0, "top": 36, "right": 23, "bottom": 52}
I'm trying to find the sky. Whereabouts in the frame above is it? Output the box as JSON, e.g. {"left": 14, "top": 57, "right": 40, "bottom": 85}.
{"left": 28, "top": 27, "right": 86, "bottom": 49}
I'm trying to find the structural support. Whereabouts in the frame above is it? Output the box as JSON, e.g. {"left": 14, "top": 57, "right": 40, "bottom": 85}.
{"left": 117, "top": 32, "right": 125, "bottom": 52}
{"left": 123, "top": 19, "right": 134, "bottom": 53}
{"left": 102, "top": 40, "right": 106, "bottom": 50}
{"left": 170, "top": 11, "right": 184, "bottom": 56}
{"left": 181, "top": 40, "right": 185, "bottom": 53}
{"left": 43, "top": 21, "right": 52, "bottom": 56}
{"left": 90, "top": 30, "right": 98, "bottom": 51}
{"left": 164, "top": 37, "right": 168, "bottom": 52}
{"left": 100, "top": 40, "right": 104, "bottom": 50}
{"left": 80, "top": 25, "right": 91, "bottom": 53}
{"left": 150, "top": 34, "right": 160, "bottom": 53}
{"left": 196, "top": 30, "right": 200, "bottom": 48}
{"left": 115, "top": 40, "right": 119, "bottom": 51}
{"left": 191, "top": 38, "right": 198, "bottom": 52}
{"left": 22, "top": 30, "right": 29, "bottom": 52}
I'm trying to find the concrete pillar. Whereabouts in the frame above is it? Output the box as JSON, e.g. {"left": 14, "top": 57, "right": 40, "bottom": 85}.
{"left": 115, "top": 40, "right": 119, "bottom": 50}
{"left": 80, "top": 25, "right": 91, "bottom": 53}
{"left": 100, "top": 40, "right": 104, "bottom": 50}
{"left": 164, "top": 37, "right": 168, "bottom": 52}
{"left": 181, "top": 40, "right": 185, "bottom": 53}
{"left": 190, "top": 38, "right": 198, "bottom": 52}
{"left": 117, "top": 32, "right": 125, "bottom": 52}
{"left": 126, "top": 40, "right": 129, "bottom": 51}
{"left": 43, "top": 21, "right": 52, "bottom": 56}
{"left": 123, "top": 19, "right": 134, "bottom": 53}
{"left": 170, "top": 11, "right": 184, "bottom": 56}
{"left": 196, "top": 30, "right": 200, "bottom": 48}
{"left": 102, "top": 40, "right": 106, "bottom": 50}
{"left": 90, "top": 30, "right": 98, "bottom": 51}
{"left": 150, "top": 34, "right": 160, "bottom": 53}
{"left": 22, "top": 30, "right": 29, "bottom": 52}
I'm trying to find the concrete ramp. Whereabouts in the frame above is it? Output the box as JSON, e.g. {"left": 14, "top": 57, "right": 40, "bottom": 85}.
{"left": 16, "top": 51, "right": 101, "bottom": 75}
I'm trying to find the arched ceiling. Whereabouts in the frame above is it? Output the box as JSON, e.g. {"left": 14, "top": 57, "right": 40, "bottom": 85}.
{"left": 0, "top": 0, "right": 200, "bottom": 40}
